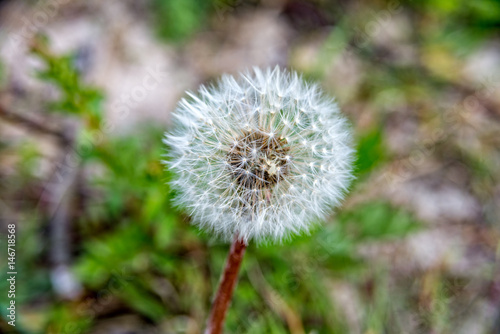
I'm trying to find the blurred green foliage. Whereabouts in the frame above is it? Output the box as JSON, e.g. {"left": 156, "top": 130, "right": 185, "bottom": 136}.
{"left": 152, "top": 0, "right": 213, "bottom": 42}
{"left": 3, "top": 0, "right": 500, "bottom": 332}
{"left": 31, "top": 37, "right": 104, "bottom": 129}
{"left": 0, "top": 40, "right": 422, "bottom": 333}
{"left": 151, "top": 0, "right": 255, "bottom": 43}
{"left": 355, "top": 126, "right": 387, "bottom": 178}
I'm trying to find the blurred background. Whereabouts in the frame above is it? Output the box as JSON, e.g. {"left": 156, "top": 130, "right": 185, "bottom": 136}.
{"left": 0, "top": 0, "right": 500, "bottom": 333}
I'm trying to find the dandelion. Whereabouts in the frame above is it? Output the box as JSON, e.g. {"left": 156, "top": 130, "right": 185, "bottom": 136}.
{"left": 164, "top": 67, "right": 355, "bottom": 333}
{"left": 165, "top": 67, "right": 354, "bottom": 242}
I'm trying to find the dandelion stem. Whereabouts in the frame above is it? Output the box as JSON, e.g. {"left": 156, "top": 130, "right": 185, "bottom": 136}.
{"left": 205, "top": 236, "right": 247, "bottom": 334}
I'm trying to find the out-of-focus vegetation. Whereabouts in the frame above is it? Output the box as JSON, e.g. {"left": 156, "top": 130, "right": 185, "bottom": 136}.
{"left": 1, "top": 39, "right": 420, "bottom": 333}
{"left": 1, "top": 0, "right": 500, "bottom": 333}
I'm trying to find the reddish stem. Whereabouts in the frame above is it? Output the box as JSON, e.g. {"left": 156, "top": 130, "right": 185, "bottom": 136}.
{"left": 205, "top": 236, "right": 247, "bottom": 334}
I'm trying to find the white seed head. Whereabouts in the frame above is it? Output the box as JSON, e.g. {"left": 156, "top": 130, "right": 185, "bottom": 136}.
{"left": 164, "top": 67, "right": 355, "bottom": 243}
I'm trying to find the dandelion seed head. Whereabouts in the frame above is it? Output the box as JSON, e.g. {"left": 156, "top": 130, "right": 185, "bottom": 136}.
{"left": 164, "top": 67, "right": 355, "bottom": 243}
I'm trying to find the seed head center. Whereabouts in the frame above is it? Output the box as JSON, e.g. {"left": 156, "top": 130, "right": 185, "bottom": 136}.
{"left": 227, "top": 131, "right": 289, "bottom": 190}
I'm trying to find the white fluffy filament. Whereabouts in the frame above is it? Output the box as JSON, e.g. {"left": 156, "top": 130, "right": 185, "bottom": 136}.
{"left": 164, "top": 67, "right": 355, "bottom": 243}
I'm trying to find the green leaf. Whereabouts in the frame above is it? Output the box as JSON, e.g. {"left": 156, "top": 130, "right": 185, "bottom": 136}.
{"left": 355, "top": 126, "right": 387, "bottom": 177}
{"left": 118, "top": 280, "right": 167, "bottom": 321}
{"left": 153, "top": 0, "right": 212, "bottom": 42}
{"left": 338, "top": 201, "right": 420, "bottom": 241}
